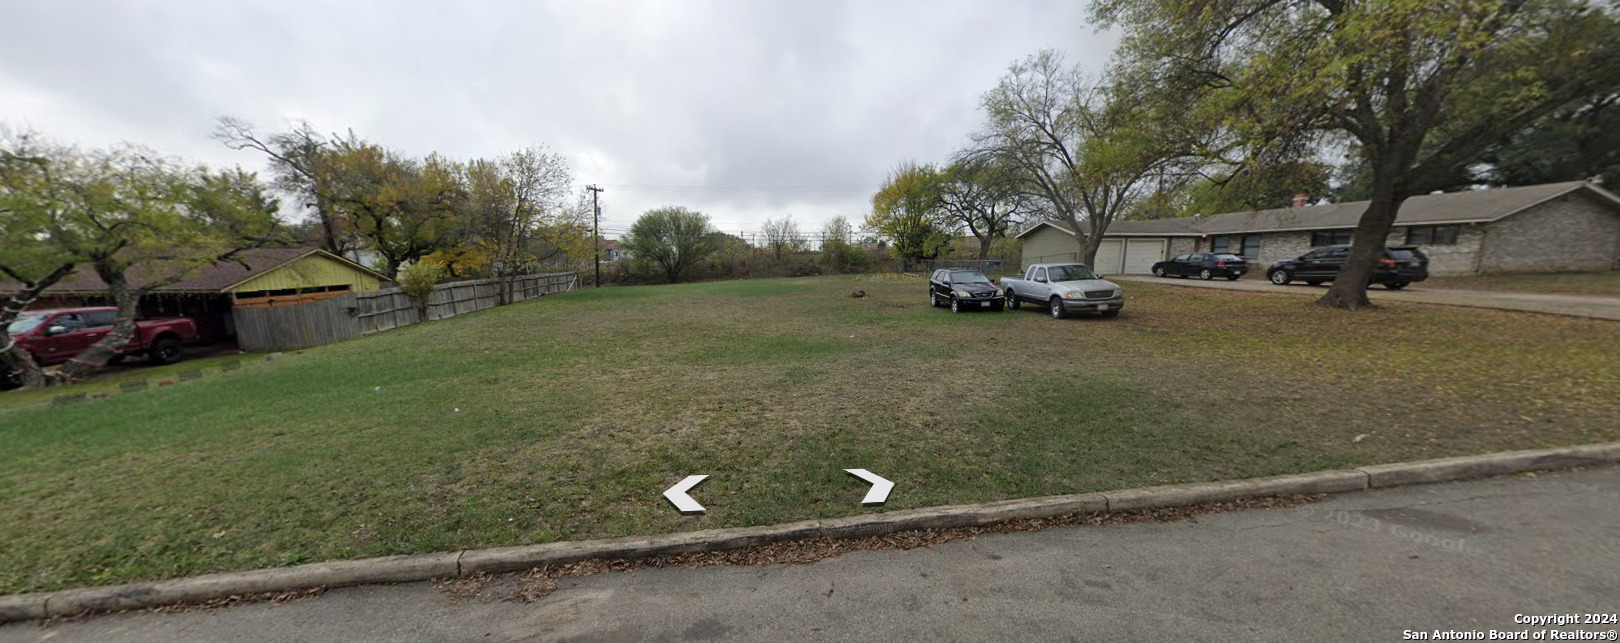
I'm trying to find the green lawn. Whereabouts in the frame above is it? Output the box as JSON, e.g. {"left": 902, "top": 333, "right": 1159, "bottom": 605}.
{"left": 1418, "top": 270, "right": 1620, "bottom": 297}
{"left": 2, "top": 275, "right": 1617, "bottom": 594}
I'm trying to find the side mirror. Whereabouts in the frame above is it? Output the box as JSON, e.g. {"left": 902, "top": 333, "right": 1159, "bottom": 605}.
{"left": 46, "top": 325, "right": 68, "bottom": 336}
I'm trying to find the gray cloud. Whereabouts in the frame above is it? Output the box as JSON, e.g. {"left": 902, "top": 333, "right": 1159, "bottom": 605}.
{"left": 0, "top": 0, "right": 1113, "bottom": 236}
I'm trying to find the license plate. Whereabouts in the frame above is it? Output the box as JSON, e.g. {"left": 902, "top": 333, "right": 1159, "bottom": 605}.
{"left": 980, "top": 301, "right": 992, "bottom": 308}
{"left": 1097, "top": 304, "right": 1110, "bottom": 310}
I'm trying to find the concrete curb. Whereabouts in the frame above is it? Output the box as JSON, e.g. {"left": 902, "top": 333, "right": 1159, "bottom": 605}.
{"left": 3, "top": 442, "right": 1616, "bottom": 623}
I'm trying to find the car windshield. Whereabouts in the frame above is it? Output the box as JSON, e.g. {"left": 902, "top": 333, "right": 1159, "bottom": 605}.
{"left": 1047, "top": 265, "right": 1097, "bottom": 281}
{"left": 6, "top": 315, "right": 45, "bottom": 335}
{"left": 950, "top": 272, "right": 993, "bottom": 286}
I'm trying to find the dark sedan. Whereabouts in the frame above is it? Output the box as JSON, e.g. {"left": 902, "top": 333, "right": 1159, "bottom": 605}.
{"left": 1152, "top": 252, "right": 1249, "bottom": 281}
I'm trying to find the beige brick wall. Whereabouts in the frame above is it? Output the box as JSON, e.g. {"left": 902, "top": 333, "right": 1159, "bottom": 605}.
{"left": 1168, "top": 237, "right": 1197, "bottom": 256}
{"left": 1477, "top": 192, "right": 1620, "bottom": 274}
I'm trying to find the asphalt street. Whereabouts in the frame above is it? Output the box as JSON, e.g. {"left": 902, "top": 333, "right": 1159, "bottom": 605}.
{"left": 4, "top": 467, "right": 1617, "bottom": 643}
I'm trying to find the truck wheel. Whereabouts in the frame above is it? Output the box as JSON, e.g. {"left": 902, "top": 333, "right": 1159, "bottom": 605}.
{"left": 1005, "top": 291, "right": 1020, "bottom": 310}
{"left": 950, "top": 297, "right": 962, "bottom": 313}
{"left": 148, "top": 337, "right": 183, "bottom": 365}
{"left": 1269, "top": 270, "right": 1293, "bottom": 285}
{"left": 929, "top": 290, "right": 940, "bottom": 307}
{"left": 1050, "top": 297, "right": 1068, "bottom": 320}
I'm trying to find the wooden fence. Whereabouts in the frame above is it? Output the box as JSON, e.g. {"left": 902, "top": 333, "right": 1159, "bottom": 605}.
{"left": 235, "top": 272, "right": 579, "bottom": 351}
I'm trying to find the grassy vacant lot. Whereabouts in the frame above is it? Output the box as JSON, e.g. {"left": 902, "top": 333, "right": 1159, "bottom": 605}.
{"left": 2, "top": 275, "right": 1617, "bottom": 594}
{"left": 1419, "top": 270, "right": 1620, "bottom": 297}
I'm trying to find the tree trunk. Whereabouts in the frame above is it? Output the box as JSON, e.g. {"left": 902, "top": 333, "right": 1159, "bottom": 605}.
{"left": 315, "top": 193, "right": 340, "bottom": 254}
{"left": 1, "top": 263, "right": 75, "bottom": 390}
{"left": 50, "top": 266, "right": 141, "bottom": 384}
{"left": 1072, "top": 226, "right": 1106, "bottom": 268}
{"left": 977, "top": 234, "right": 994, "bottom": 260}
{"left": 1318, "top": 184, "right": 1407, "bottom": 310}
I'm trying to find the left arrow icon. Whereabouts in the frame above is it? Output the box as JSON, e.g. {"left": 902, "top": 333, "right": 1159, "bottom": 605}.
{"left": 662, "top": 475, "right": 710, "bottom": 514}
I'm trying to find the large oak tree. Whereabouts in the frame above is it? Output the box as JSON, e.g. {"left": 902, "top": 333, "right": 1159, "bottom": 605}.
{"left": 1095, "top": 0, "right": 1620, "bottom": 308}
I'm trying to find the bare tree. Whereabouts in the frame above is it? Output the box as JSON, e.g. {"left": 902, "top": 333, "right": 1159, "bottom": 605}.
{"left": 760, "top": 215, "right": 807, "bottom": 259}
{"left": 972, "top": 51, "right": 1191, "bottom": 266}
{"left": 935, "top": 155, "right": 1030, "bottom": 257}
{"left": 215, "top": 117, "right": 345, "bottom": 253}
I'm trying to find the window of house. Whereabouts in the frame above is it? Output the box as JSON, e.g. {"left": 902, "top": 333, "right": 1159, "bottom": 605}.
{"left": 1311, "top": 230, "right": 1353, "bottom": 246}
{"left": 1208, "top": 235, "right": 1228, "bottom": 253}
{"left": 1406, "top": 224, "right": 1460, "bottom": 245}
{"left": 1240, "top": 234, "right": 1261, "bottom": 259}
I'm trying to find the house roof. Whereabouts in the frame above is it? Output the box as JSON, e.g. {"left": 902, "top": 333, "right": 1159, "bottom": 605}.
{"left": 1018, "top": 181, "right": 1620, "bottom": 238}
{"left": 7, "top": 247, "right": 389, "bottom": 295}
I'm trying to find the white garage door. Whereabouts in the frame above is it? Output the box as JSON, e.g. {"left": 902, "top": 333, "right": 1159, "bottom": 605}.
{"left": 1122, "top": 239, "right": 1167, "bottom": 275}
{"left": 1093, "top": 239, "right": 1125, "bottom": 274}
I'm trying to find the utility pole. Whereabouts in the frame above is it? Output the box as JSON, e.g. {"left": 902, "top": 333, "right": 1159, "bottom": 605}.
{"left": 586, "top": 185, "right": 604, "bottom": 287}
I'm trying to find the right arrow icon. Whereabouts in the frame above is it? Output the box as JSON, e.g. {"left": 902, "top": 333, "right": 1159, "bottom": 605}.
{"left": 844, "top": 469, "right": 894, "bottom": 506}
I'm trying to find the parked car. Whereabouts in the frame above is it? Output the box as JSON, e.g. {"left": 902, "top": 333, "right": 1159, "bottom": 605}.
{"left": 929, "top": 268, "right": 1004, "bottom": 312}
{"left": 2, "top": 307, "right": 200, "bottom": 390}
{"left": 1000, "top": 263, "right": 1124, "bottom": 319}
{"left": 1152, "top": 252, "right": 1249, "bottom": 280}
{"left": 1266, "top": 245, "right": 1430, "bottom": 289}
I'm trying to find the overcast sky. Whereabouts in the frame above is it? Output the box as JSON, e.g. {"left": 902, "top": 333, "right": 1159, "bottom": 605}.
{"left": 0, "top": 1, "right": 1116, "bottom": 239}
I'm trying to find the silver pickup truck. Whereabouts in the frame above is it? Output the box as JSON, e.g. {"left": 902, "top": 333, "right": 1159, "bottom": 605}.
{"left": 1000, "top": 263, "right": 1125, "bottom": 319}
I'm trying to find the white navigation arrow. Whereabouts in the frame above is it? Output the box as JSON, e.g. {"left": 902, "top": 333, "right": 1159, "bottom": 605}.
{"left": 844, "top": 469, "right": 894, "bottom": 506}
{"left": 662, "top": 474, "right": 710, "bottom": 514}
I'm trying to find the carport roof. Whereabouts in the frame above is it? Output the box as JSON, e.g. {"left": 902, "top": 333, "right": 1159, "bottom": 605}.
{"left": 2, "top": 248, "right": 386, "bottom": 295}
{"left": 1018, "top": 181, "right": 1620, "bottom": 238}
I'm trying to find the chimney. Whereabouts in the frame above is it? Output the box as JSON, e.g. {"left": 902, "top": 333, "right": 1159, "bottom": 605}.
{"left": 1292, "top": 193, "right": 1310, "bottom": 208}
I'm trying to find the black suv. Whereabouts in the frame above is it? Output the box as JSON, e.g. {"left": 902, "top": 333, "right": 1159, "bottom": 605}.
{"left": 929, "top": 268, "right": 1004, "bottom": 312}
{"left": 1267, "top": 245, "right": 1429, "bottom": 289}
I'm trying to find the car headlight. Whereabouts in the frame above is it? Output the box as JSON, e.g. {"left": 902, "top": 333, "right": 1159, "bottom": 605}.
{"left": 956, "top": 290, "right": 971, "bottom": 298}
{"left": 994, "top": 288, "right": 1004, "bottom": 297}
{"left": 1063, "top": 291, "right": 1082, "bottom": 299}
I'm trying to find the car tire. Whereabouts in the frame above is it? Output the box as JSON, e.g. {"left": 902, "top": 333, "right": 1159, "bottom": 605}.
{"left": 1384, "top": 282, "right": 1409, "bottom": 290}
{"left": 1269, "top": 270, "right": 1293, "bottom": 285}
{"left": 1099, "top": 308, "right": 1121, "bottom": 318}
{"left": 1005, "top": 291, "right": 1020, "bottom": 310}
{"left": 951, "top": 297, "right": 962, "bottom": 313}
{"left": 929, "top": 290, "right": 941, "bottom": 307}
{"left": 1050, "top": 297, "right": 1068, "bottom": 320}
{"left": 148, "top": 336, "right": 183, "bottom": 365}
{"left": 1153, "top": 267, "right": 1166, "bottom": 277}
{"left": 1199, "top": 269, "right": 1213, "bottom": 280}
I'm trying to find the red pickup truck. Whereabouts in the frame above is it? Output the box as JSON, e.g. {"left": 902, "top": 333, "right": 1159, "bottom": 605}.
{"left": 3, "top": 307, "right": 200, "bottom": 388}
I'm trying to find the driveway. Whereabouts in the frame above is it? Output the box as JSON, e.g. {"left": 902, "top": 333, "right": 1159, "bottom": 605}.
{"left": 1115, "top": 275, "right": 1620, "bottom": 321}
{"left": 4, "top": 467, "right": 1616, "bottom": 642}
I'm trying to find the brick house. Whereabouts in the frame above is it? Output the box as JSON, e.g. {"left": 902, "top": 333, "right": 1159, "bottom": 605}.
{"left": 1016, "top": 181, "right": 1620, "bottom": 276}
